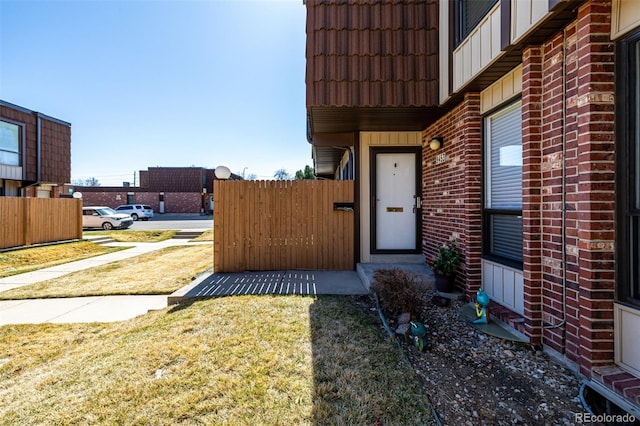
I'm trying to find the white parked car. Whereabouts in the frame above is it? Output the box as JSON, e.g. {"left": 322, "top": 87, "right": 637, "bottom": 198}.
{"left": 82, "top": 206, "right": 133, "bottom": 230}
{"left": 115, "top": 204, "right": 154, "bottom": 221}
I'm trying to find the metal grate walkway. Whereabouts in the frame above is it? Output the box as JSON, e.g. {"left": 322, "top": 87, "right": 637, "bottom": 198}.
{"left": 169, "top": 270, "right": 370, "bottom": 304}
{"left": 184, "top": 271, "right": 319, "bottom": 298}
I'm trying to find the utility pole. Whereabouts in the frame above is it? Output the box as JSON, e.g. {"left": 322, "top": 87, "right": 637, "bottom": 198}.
{"left": 133, "top": 171, "right": 136, "bottom": 187}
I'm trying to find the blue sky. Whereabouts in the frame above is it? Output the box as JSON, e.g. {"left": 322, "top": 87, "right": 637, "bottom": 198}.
{"left": 0, "top": 0, "right": 310, "bottom": 185}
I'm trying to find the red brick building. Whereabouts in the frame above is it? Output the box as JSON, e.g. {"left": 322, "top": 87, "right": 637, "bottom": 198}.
{"left": 305, "top": 0, "right": 640, "bottom": 415}
{"left": 0, "top": 100, "right": 72, "bottom": 197}
{"left": 79, "top": 166, "right": 240, "bottom": 214}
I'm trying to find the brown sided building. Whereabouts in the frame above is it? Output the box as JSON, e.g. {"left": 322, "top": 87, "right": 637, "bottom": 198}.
{"left": 0, "top": 100, "right": 72, "bottom": 197}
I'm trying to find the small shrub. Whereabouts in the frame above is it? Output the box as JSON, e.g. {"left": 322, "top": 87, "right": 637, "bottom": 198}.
{"left": 429, "top": 240, "right": 461, "bottom": 277}
{"left": 370, "top": 268, "right": 428, "bottom": 318}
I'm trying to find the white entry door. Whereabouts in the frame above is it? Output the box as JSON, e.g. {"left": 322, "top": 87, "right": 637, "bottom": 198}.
{"left": 374, "top": 152, "right": 418, "bottom": 251}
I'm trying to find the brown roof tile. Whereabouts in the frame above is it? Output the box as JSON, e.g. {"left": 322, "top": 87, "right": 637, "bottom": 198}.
{"left": 306, "top": 0, "right": 439, "bottom": 108}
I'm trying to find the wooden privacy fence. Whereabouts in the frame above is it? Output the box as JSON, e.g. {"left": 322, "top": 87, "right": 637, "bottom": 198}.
{"left": 0, "top": 198, "right": 83, "bottom": 250}
{"left": 214, "top": 180, "right": 354, "bottom": 272}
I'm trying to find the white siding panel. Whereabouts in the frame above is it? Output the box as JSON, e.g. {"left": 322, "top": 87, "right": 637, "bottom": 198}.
{"left": 471, "top": 30, "right": 481, "bottom": 77}
{"left": 439, "top": 0, "right": 451, "bottom": 103}
{"left": 511, "top": 0, "right": 551, "bottom": 44}
{"left": 502, "top": 269, "right": 516, "bottom": 309}
{"left": 615, "top": 303, "right": 640, "bottom": 377}
{"left": 611, "top": 0, "right": 640, "bottom": 39}
{"left": 483, "top": 262, "right": 494, "bottom": 295}
{"left": 463, "top": 42, "right": 472, "bottom": 85}
{"left": 480, "top": 65, "right": 523, "bottom": 114}
{"left": 493, "top": 264, "right": 504, "bottom": 301}
{"left": 515, "top": 272, "right": 524, "bottom": 313}
{"left": 490, "top": 11, "right": 501, "bottom": 59}
{"left": 531, "top": 0, "right": 547, "bottom": 24}
{"left": 512, "top": 0, "right": 530, "bottom": 42}
{"left": 479, "top": 18, "right": 491, "bottom": 72}
{"left": 482, "top": 259, "right": 524, "bottom": 315}
{"left": 0, "top": 165, "right": 22, "bottom": 180}
{"left": 452, "top": 3, "right": 503, "bottom": 92}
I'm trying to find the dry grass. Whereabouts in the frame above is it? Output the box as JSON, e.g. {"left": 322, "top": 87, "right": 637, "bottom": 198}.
{"left": 0, "top": 241, "right": 124, "bottom": 279}
{"left": 84, "top": 230, "right": 176, "bottom": 242}
{"left": 0, "top": 245, "right": 212, "bottom": 300}
{"left": 0, "top": 296, "right": 432, "bottom": 425}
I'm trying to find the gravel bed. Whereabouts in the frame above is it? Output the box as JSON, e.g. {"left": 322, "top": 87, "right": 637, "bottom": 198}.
{"left": 354, "top": 290, "right": 584, "bottom": 425}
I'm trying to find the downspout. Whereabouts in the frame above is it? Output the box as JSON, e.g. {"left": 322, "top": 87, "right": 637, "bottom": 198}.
{"left": 543, "top": 28, "right": 567, "bottom": 341}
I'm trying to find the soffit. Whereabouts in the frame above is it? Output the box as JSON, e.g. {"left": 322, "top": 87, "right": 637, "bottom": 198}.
{"left": 308, "top": 106, "right": 440, "bottom": 137}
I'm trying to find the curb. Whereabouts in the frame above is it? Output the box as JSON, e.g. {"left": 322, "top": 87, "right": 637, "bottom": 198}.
{"left": 167, "top": 268, "right": 213, "bottom": 305}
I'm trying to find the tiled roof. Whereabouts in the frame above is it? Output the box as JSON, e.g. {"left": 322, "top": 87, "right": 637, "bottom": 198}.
{"left": 306, "top": 0, "right": 439, "bottom": 108}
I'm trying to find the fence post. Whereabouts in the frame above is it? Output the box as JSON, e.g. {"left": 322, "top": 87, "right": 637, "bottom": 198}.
{"left": 23, "top": 198, "right": 31, "bottom": 247}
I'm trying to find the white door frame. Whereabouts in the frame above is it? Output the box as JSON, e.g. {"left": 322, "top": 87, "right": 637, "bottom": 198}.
{"left": 370, "top": 147, "right": 421, "bottom": 254}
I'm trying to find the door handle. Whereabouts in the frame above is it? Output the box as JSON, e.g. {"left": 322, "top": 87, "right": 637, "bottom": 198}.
{"left": 413, "top": 196, "right": 421, "bottom": 213}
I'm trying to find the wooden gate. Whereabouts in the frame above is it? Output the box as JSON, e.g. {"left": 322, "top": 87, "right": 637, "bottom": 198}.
{"left": 213, "top": 180, "right": 354, "bottom": 272}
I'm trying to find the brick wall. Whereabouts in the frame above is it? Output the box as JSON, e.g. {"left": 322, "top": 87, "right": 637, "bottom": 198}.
{"left": 422, "top": 0, "right": 615, "bottom": 378}
{"left": 422, "top": 93, "right": 482, "bottom": 295}
{"left": 520, "top": 0, "right": 616, "bottom": 377}
{"left": 141, "top": 167, "right": 206, "bottom": 192}
{"left": 80, "top": 190, "right": 204, "bottom": 214}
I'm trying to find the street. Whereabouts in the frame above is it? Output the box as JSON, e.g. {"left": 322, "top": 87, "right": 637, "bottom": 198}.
{"left": 128, "top": 213, "right": 213, "bottom": 231}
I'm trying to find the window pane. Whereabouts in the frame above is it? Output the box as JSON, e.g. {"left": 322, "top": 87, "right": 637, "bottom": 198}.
{"left": 0, "top": 121, "right": 20, "bottom": 153}
{"left": 490, "top": 215, "right": 523, "bottom": 262}
{"left": 0, "top": 151, "right": 20, "bottom": 166}
{"left": 487, "top": 103, "right": 523, "bottom": 209}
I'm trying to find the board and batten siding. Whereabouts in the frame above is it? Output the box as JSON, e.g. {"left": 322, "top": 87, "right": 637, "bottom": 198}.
{"left": 359, "top": 132, "right": 422, "bottom": 263}
{"left": 483, "top": 259, "right": 525, "bottom": 315}
{"left": 611, "top": 0, "right": 640, "bottom": 40}
{"left": 452, "top": 2, "right": 502, "bottom": 93}
{"left": 615, "top": 303, "right": 640, "bottom": 377}
{"left": 450, "top": 0, "right": 551, "bottom": 95}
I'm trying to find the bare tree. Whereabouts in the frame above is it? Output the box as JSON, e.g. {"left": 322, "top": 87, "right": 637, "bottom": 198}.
{"left": 273, "top": 168, "right": 291, "bottom": 180}
{"left": 72, "top": 177, "right": 101, "bottom": 186}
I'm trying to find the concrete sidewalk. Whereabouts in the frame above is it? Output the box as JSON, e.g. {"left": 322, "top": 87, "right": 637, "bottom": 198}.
{"left": 0, "top": 239, "right": 209, "bottom": 325}
{"left": 0, "top": 295, "right": 168, "bottom": 325}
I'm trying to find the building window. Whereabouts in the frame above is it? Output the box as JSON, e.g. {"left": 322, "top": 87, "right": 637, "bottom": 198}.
{"left": 484, "top": 101, "right": 523, "bottom": 267}
{"left": 0, "top": 120, "right": 21, "bottom": 167}
{"left": 127, "top": 193, "right": 134, "bottom": 204}
{"left": 455, "top": 0, "right": 499, "bottom": 46}
{"left": 617, "top": 30, "right": 640, "bottom": 307}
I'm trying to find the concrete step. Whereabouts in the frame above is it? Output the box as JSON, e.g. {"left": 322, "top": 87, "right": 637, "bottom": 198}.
{"left": 172, "top": 231, "right": 204, "bottom": 240}
{"left": 85, "top": 236, "right": 116, "bottom": 245}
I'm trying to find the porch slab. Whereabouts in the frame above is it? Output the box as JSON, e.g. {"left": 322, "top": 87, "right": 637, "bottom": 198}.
{"left": 169, "top": 270, "right": 368, "bottom": 304}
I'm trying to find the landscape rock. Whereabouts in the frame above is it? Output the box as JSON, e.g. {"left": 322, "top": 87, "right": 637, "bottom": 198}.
{"left": 354, "top": 289, "right": 583, "bottom": 424}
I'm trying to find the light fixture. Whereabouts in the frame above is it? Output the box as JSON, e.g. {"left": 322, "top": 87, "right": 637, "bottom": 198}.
{"left": 429, "top": 137, "right": 443, "bottom": 151}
